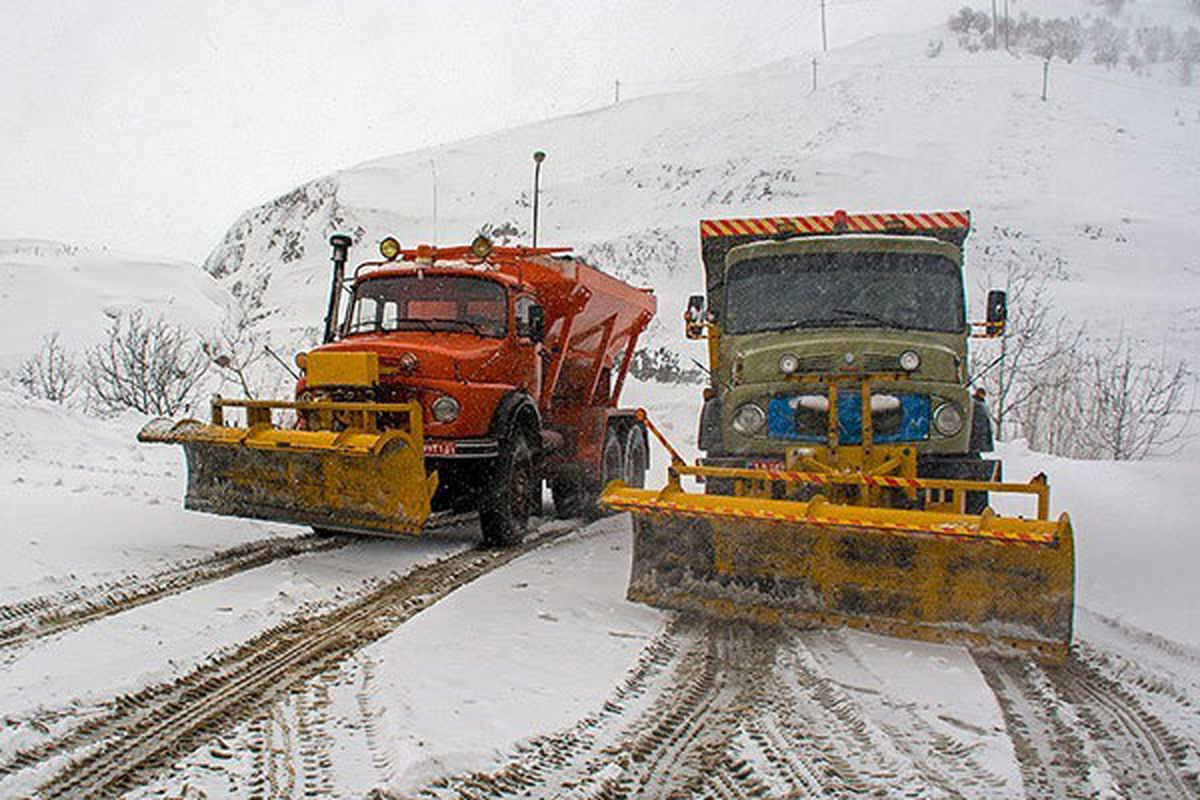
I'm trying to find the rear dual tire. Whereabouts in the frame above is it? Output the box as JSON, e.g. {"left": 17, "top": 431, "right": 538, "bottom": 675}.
{"left": 551, "top": 421, "right": 647, "bottom": 520}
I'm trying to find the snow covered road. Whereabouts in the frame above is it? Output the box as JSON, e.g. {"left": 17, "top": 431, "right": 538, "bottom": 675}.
{"left": 3, "top": 387, "right": 1200, "bottom": 798}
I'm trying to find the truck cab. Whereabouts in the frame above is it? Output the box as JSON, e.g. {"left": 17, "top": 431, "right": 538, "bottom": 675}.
{"left": 691, "top": 211, "right": 1003, "bottom": 511}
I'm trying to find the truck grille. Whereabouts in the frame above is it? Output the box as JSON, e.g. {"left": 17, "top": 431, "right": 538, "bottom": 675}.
{"left": 767, "top": 392, "right": 930, "bottom": 444}
{"left": 862, "top": 353, "right": 902, "bottom": 372}
{"left": 794, "top": 355, "right": 835, "bottom": 373}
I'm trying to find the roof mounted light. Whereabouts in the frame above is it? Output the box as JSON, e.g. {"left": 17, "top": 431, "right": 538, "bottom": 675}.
{"left": 470, "top": 235, "right": 493, "bottom": 259}
{"left": 832, "top": 209, "right": 850, "bottom": 232}
{"left": 379, "top": 237, "right": 401, "bottom": 261}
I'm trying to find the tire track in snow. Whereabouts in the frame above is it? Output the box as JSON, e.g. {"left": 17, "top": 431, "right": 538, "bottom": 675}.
{"left": 1045, "top": 655, "right": 1199, "bottom": 799}
{"left": 410, "top": 619, "right": 946, "bottom": 799}
{"left": 0, "top": 522, "right": 580, "bottom": 800}
{"left": 0, "top": 532, "right": 351, "bottom": 649}
{"left": 0, "top": 512, "right": 482, "bottom": 651}
{"left": 975, "top": 654, "right": 1094, "bottom": 800}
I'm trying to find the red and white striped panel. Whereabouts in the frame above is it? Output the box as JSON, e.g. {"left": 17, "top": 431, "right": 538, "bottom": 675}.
{"left": 699, "top": 210, "right": 970, "bottom": 240}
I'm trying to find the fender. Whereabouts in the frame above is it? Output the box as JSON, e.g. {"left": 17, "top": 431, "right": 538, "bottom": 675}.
{"left": 489, "top": 390, "right": 541, "bottom": 446}
{"left": 969, "top": 398, "right": 994, "bottom": 453}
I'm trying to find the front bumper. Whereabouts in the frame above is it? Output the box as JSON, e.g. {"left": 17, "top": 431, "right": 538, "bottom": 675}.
{"left": 423, "top": 437, "right": 499, "bottom": 459}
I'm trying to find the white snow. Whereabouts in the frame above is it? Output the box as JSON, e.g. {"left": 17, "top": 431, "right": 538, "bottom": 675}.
{"left": 3, "top": 3, "right": 1200, "bottom": 796}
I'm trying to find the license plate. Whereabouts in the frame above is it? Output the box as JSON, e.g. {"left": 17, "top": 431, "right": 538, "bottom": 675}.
{"left": 424, "top": 440, "right": 458, "bottom": 456}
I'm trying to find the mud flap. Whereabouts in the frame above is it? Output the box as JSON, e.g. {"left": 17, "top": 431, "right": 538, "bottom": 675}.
{"left": 606, "top": 482, "right": 1074, "bottom": 660}
{"left": 141, "top": 419, "right": 437, "bottom": 536}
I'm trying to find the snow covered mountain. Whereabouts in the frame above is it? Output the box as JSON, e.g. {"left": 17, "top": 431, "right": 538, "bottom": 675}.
{"left": 201, "top": 4, "right": 1200, "bottom": 373}
{"left": 0, "top": 239, "right": 229, "bottom": 372}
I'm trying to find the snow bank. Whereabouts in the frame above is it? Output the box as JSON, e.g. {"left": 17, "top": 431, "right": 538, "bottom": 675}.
{"left": 0, "top": 239, "right": 230, "bottom": 371}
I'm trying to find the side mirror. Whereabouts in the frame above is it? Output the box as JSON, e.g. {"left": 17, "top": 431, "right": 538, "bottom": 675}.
{"left": 986, "top": 289, "right": 1007, "bottom": 337}
{"left": 685, "top": 294, "right": 706, "bottom": 340}
{"left": 528, "top": 304, "right": 546, "bottom": 344}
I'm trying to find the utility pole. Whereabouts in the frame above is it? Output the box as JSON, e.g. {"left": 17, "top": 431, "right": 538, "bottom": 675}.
{"left": 811, "top": 58, "right": 818, "bottom": 93}
{"left": 614, "top": 79, "right": 620, "bottom": 104}
{"left": 1042, "top": 58, "right": 1051, "bottom": 101}
{"left": 991, "top": 0, "right": 998, "bottom": 49}
{"left": 1004, "top": 0, "right": 1010, "bottom": 50}
{"left": 820, "top": 0, "right": 827, "bottom": 52}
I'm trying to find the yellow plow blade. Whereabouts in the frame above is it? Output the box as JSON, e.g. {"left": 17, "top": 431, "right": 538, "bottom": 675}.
{"left": 603, "top": 482, "right": 1074, "bottom": 660}
{"left": 139, "top": 416, "right": 436, "bottom": 536}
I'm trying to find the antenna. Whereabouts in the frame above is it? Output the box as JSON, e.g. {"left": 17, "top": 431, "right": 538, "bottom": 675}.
{"left": 532, "top": 150, "right": 546, "bottom": 248}
{"left": 429, "top": 157, "right": 439, "bottom": 246}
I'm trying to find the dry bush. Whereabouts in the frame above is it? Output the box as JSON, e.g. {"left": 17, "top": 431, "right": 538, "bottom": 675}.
{"left": 1077, "top": 339, "right": 1193, "bottom": 460}
{"left": 970, "top": 228, "right": 1076, "bottom": 440}
{"left": 83, "top": 311, "right": 211, "bottom": 416}
{"left": 18, "top": 333, "right": 79, "bottom": 405}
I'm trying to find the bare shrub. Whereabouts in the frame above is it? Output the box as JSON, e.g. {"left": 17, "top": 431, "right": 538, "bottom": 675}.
{"left": 948, "top": 6, "right": 992, "bottom": 50}
{"left": 1020, "top": 16, "right": 1085, "bottom": 62}
{"left": 970, "top": 228, "right": 1075, "bottom": 440}
{"left": 1090, "top": 18, "right": 1127, "bottom": 68}
{"left": 949, "top": 7, "right": 991, "bottom": 36}
{"left": 1077, "top": 339, "right": 1194, "bottom": 460}
{"left": 1016, "top": 333, "right": 1194, "bottom": 460}
{"left": 204, "top": 301, "right": 270, "bottom": 399}
{"left": 18, "top": 333, "right": 79, "bottom": 405}
{"left": 83, "top": 311, "right": 211, "bottom": 416}
{"left": 630, "top": 346, "right": 704, "bottom": 385}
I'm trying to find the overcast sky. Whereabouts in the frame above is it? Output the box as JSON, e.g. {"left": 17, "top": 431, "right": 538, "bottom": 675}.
{"left": 0, "top": 0, "right": 962, "bottom": 264}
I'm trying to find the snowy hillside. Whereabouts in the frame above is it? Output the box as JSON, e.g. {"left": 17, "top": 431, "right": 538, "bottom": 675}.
{"left": 202, "top": 3, "right": 1200, "bottom": 377}
{"left": 0, "top": 239, "right": 230, "bottom": 372}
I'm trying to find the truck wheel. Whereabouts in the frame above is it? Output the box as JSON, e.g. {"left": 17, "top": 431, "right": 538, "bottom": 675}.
{"left": 601, "top": 425, "right": 624, "bottom": 488}
{"left": 479, "top": 433, "right": 534, "bottom": 547}
{"left": 551, "top": 426, "right": 626, "bottom": 520}
{"left": 622, "top": 423, "right": 648, "bottom": 489}
{"left": 551, "top": 477, "right": 586, "bottom": 519}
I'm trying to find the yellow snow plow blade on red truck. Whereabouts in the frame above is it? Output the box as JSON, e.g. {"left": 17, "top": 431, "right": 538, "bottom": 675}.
{"left": 602, "top": 410, "right": 1074, "bottom": 660}
{"left": 139, "top": 394, "right": 436, "bottom": 535}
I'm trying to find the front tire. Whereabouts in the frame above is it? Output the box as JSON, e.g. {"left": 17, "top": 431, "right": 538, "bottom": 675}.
{"left": 479, "top": 433, "right": 534, "bottom": 547}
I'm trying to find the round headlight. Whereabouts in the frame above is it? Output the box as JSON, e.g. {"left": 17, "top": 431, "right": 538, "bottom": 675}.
{"left": 899, "top": 350, "right": 921, "bottom": 372}
{"left": 779, "top": 353, "right": 800, "bottom": 374}
{"left": 379, "top": 236, "right": 401, "bottom": 261}
{"left": 731, "top": 403, "right": 766, "bottom": 436}
{"left": 933, "top": 402, "right": 964, "bottom": 436}
{"left": 431, "top": 395, "right": 460, "bottom": 423}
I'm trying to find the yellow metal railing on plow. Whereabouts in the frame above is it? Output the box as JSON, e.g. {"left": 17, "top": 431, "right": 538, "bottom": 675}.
{"left": 601, "top": 409, "right": 1076, "bottom": 659}
{"left": 139, "top": 396, "right": 436, "bottom": 536}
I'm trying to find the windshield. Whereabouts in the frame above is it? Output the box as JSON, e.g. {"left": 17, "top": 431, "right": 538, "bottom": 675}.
{"left": 724, "top": 251, "right": 965, "bottom": 334}
{"left": 343, "top": 275, "right": 508, "bottom": 338}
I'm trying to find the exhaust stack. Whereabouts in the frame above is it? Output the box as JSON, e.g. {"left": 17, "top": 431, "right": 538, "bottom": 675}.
{"left": 323, "top": 234, "right": 352, "bottom": 344}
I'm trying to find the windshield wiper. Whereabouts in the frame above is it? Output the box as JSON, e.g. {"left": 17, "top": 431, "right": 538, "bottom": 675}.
{"left": 396, "top": 318, "right": 437, "bottom": 333}
{"left": 830, "top": 308, "right": 899, "bottom": 328}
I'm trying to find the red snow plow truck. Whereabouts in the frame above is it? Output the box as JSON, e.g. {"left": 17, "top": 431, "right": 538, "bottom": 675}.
{"left": 141, "top": 234, "right": 657, "bottom": 546}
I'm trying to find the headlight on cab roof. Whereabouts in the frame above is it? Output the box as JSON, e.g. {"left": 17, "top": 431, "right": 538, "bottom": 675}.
{"left": 431, "top": 395, "right": 460, "bottom": 423}
{"left": 379, "top": 237, "right": 401, "bottom": 260}
{"left": 899, "top": 350, "right": 920, "bottom": 372}
{"left": 731, "top": 403, "right": 766, "bottom": 436}
{"left": 778, "top": 353, "right": 800, "bottom": 374}
{"left": 932, "top": 401, "right": 964, "bottom": 437}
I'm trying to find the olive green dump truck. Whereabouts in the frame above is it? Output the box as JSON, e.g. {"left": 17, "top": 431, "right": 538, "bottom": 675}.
{"left": 603, "top": 210, "right": 1075, "bottom": 659}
